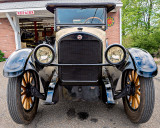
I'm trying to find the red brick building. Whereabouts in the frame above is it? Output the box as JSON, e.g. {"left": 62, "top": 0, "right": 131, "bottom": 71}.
{"left": 0, "top": 0, "right": 122, "bottom": 58}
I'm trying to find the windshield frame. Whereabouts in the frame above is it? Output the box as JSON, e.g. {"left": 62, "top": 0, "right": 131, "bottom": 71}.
{"left": 54, "top": 7, "right": 107, "bottom": 30}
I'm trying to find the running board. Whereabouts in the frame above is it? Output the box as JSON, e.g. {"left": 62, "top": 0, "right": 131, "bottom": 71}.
{"left": 103, "top": 79, "right": 115, "bottom": 104}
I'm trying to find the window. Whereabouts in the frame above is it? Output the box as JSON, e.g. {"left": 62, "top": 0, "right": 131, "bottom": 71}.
{"left": 56, "top": 8, "right": 106, "bottom": 25}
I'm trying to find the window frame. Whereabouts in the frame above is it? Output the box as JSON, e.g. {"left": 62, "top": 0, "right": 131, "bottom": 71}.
{"left": 54, "top": 7, "right": 107, "bottom": 30}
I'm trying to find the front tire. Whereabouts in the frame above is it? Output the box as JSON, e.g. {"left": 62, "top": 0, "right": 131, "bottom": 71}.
{"left": 122, "top": 70, "right": 155, "bottom": 123}
{"left": 7, "top": 71, "right": 39, "bottom": 124}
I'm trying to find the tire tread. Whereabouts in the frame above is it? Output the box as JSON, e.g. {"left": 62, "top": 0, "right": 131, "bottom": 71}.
{"left": 7, "top": 77, "right": 24, "bottom": 124}
{"left": 138, "top": 77, "right": 155, "bottom": 123}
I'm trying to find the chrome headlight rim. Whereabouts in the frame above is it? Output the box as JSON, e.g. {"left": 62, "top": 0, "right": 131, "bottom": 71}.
{"left": 34, "top": 44, "right": 55, "bottom": 65}
{"left": 105, "top": 44, "right": 126, "bottom": 65}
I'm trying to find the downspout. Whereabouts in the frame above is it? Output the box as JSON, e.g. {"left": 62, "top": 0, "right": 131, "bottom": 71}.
{"left": 120, "top": 8, "right": 122, "bottom": 45}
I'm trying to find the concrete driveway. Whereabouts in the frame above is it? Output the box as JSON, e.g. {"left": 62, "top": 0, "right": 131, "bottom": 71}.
{"left": 0, "top": 61, "right": 160, "bottom": 128}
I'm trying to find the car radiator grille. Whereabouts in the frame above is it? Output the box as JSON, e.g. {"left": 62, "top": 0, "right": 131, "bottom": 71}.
{"left": 58, "top": 40, "right": 102, "bottom": 83}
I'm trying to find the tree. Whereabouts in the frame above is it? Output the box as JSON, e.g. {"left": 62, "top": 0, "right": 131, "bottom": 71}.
{"left": 122, "top": 0, "right": 160, "bottom": 56}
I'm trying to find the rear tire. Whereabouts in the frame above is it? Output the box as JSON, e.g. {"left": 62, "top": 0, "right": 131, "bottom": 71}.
{"left": 7, "top": 71, "right": 39, "bottom": 124}
{"left": 122, "top": 70, "right": 155, "bottom": 123}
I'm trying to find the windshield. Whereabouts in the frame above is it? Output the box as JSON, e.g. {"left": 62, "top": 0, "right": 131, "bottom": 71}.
{"left": 56, "top": 8, "right": 106, "bottom": 25}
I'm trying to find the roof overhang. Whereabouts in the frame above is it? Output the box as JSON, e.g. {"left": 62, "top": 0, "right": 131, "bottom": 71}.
{"left": 0, "top": 0, "right": 123, "bottom": 18}
{"left": 0, "top": 0, "right": 122, "bottom": 12}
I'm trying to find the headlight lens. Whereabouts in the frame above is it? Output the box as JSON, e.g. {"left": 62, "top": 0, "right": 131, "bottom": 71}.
{"left": 105, "top": 44, "right": 126, "bottom": 65}
{"left": 34, "top": 45, "right": 55, "bottom": 65}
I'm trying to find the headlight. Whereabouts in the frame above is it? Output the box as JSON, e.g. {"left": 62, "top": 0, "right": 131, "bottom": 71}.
{"left": 34, "top": 44, "right": 55, "bottom": 65}
{"left": 105, "top": 44, "right": 126, "bottom": 65}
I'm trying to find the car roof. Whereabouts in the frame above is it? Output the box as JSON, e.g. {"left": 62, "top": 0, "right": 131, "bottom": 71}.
{"left": 46, "top": 3, "right": 116, "bottom": 13}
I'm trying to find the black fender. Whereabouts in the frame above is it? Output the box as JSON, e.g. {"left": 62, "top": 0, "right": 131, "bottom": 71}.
{"left": 128, "top": 48, "right": 158, "bottom": 77}
{"left": 3, "top": 48, "right": 34, "bottom": 77}
{"left": 3, "top": 48, "right": 56, "bottom": 99}
{"left": 108, "top": 48, "right": 157, "bottom": 92}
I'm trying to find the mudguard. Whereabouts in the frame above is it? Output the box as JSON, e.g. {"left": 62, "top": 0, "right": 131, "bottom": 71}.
{"left": 128, "top": 48, "right": 158, "bottom": 77}
{"left": 3, "top": 48, "right": 33, "bottom": 77}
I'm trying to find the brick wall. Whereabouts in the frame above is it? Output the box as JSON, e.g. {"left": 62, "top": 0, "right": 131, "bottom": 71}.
{"left": 0, "top": 18, "right": 16, "bottom": 58}
{"left": 106, "top": 8, "right": 120, "bottom": 45}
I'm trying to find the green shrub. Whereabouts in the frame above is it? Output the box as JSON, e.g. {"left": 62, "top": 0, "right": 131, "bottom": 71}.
{"left": 0, "top": 50, "right": 6, "bottom": 62}
{"left": 123, "top": 31, "right": 160, "bottom": 57}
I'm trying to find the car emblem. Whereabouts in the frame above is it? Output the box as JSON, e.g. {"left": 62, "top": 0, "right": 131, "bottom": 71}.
{"left": 77, "top": 35, "right": 83, "bottom": 40}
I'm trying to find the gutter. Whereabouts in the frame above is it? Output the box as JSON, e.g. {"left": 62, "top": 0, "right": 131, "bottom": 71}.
{"left": 0, "top": 7, "right": 46, "bottom": 13}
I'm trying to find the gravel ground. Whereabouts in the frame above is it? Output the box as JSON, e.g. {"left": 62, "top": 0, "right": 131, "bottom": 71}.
{"left": 0, "top": 61, "right": 160, "bottom": 128}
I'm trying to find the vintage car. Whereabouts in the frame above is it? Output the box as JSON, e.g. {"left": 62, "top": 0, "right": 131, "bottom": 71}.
{"left": 3, "top": 2, "right": 158, "bottom": 124}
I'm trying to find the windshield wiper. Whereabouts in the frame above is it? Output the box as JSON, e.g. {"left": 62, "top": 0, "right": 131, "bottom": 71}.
{"left": 91, "top": 8, "right": 98, "bottom": 23}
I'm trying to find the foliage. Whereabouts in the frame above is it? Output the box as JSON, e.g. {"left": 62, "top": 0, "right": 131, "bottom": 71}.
{"left": 0, "top": 50, "right": 6, "bottom": 62}
{"left": 122, "top": 0, "right": 160, "bottom": 56}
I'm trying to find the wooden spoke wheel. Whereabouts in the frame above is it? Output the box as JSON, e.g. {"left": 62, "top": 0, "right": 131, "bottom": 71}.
{"left": 122, "top": 70, "right": 155, "bottom": 123}
{"left": 7, "top": 70, "right": 39, "bottom": 124}
{"left": 127, "top": 70, "right": 140, "bottom": 110}
{"left": 21, "top": 71, "right": 35, "bottom": 111}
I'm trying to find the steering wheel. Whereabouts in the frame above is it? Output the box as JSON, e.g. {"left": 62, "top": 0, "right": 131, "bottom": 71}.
{"left": 84, "top": 17, "right": 103, "bottom": 24}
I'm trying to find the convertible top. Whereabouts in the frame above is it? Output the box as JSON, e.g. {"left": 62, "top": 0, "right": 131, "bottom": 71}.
{"left": 46, "top": 3, "right": 116, "bottom": 13}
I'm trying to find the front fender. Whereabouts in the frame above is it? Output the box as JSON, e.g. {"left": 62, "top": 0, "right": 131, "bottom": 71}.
{"left": 128, "top": 48, "right": 158, "bottom": 77}
{"left": 3, "top": 48, "right": 33, "bottom": 77}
